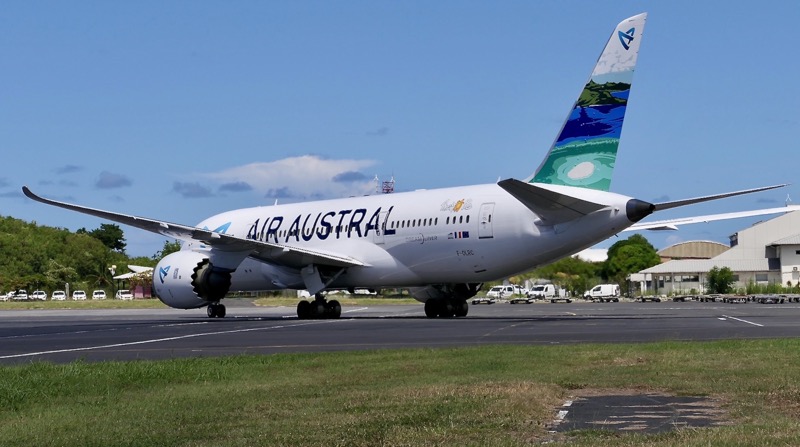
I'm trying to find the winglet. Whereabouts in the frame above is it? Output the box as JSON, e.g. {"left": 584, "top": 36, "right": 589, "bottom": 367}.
{"left": 529, "top": 13, "right": 647, "bottom": 191}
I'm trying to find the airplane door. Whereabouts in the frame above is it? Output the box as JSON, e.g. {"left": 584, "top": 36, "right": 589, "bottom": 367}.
{"left": 478, "top": 203, "right": 495, "bottom": 239}
{"left": 374, "top": 211, "right": 388, "bottom": 244}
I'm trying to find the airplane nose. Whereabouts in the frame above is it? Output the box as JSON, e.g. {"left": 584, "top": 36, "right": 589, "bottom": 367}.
{"left": 626, "top": 199, "right": 655, "bottom": 222}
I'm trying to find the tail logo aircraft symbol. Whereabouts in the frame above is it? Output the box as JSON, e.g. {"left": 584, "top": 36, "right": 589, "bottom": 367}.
{"left": 159, "top": 265, "right": 171, "bottom": 284}
{"left": 618, "top": 27, "right": 635, "bottom": 50}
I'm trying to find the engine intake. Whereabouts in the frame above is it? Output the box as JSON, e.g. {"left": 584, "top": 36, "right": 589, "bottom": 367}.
{"left": 191, "top": 259, "right": 232, "bottom": 301}
{"left": 153, "top": 251, "right": 233, "bottom": 309}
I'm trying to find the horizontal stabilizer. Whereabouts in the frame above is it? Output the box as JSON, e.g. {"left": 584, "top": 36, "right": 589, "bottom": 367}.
{"left": 653, "top": 184, "right": 788, "bottom": 211}
{"left": 626, "top": 205, "right": 800, "bottom": 231}
{"left": 497, "top": 179, "right": 606, "bottom": 225}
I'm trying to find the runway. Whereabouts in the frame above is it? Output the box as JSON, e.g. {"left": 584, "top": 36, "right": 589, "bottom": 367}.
{"left": 1, "top": 300, "right": 799, "bottom": 364}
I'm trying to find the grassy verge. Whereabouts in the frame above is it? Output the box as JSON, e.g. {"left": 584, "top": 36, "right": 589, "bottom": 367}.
{"left": 0, "top": 299, "right": 168, "bottom": 310}
{"left": 0, "top": 296, "right": 420, "bottom": 310}
{"left": 1, "top": 339, "right": 800, "bottom": 446}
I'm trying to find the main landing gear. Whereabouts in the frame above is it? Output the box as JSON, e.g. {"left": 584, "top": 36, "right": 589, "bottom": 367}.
{"left": 207, "top": 302, "right": 226, "bottom": 318}
{"left": 424, "top": 298, "right": 468, "bottom": 318}
{"left": 297, "top": 294, "right": 341, "bottom": 319}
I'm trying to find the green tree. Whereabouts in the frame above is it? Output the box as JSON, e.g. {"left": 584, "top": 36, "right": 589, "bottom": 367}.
{"left": 0, "top": 216, "right": 142, "bottom": 292}
{"left": 79, "top": 223, "right": 127, "bottom": 253}
{"left": 707, "top": 266, "right": 734, "bottom": 294}
{"left": 43, "top": 259, "right": 79, "bottom": 290}
{"left": 603, "top": 234, "right": 661, "bottom": 295}
{"left": 524, "top": 256, "right": 602, "bottom": 297}
{"left": 153, "top": 240, "right": 182, "bottom": 260}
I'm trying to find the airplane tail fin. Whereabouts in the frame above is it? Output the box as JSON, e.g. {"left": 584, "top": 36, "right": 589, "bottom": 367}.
{"left": 528, "top": 13, "right": 647, "bottom": 191}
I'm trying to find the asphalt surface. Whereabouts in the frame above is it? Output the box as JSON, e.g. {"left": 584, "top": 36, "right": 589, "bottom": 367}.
{"left": 1, "top": 300, "right": 799, "bottom": 364}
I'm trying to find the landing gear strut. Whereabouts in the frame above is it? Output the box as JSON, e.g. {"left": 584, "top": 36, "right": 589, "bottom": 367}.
{"left": 297, "top": 294, "right": 341, "bottom": 319}
{"left": 207, "top": 302, "right": 226, "bottom": 318}
{"left": 424, "top": 298, "right": 468, "bottom": 318}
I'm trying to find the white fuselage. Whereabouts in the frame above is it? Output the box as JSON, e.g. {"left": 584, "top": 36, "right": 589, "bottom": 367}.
{"left": 186, "top": 183, "right": 637, "bottom": 291}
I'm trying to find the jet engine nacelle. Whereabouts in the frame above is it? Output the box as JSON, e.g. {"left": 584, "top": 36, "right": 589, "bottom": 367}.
{"left": 153, "top": 251, "right": 233, "bottom": 309}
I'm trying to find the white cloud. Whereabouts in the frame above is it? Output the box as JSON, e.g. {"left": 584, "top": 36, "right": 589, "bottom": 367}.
{"left": 202, "top": 155, "right": 377, "bottom": 200}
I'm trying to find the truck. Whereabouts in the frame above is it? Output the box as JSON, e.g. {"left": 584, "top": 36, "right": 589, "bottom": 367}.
{"left": 584, "top": 284, "right": 620, "bottom": 302}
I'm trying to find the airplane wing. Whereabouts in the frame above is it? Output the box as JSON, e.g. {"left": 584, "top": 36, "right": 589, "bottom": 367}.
{"left": 497, "top": 179, "right": 607, "bottom": 225}
{"left": 625, "top": 205, "right": 800, "bottom": 231}
{"left": 21, "top": 186, "right": 365, "bottom": 269}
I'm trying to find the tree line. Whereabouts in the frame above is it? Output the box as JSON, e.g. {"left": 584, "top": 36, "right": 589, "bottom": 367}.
{"left": 0, "top": 216, "right": 180, "bottom": 293}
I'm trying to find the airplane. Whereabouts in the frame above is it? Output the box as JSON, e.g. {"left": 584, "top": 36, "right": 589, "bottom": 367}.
{"left": 23, "top": 13, "right": 798, "bottom": 319}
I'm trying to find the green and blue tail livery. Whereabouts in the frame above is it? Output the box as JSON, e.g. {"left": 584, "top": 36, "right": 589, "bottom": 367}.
{"left": 530, "top": 13, "right": 647, "bottom": 191}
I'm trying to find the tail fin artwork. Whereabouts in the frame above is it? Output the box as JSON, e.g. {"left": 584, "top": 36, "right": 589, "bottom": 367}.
{"left": 529, "top": 13, "right": 647, "bottom": 191}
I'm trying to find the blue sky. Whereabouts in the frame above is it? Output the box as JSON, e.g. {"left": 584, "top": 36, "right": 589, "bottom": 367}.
{"left": 2, "top": 1, "right": 799, "bottom": 258}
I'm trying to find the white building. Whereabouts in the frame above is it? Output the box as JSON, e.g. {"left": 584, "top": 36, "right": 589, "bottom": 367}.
{"left": 631, "top": 211, "right": 800, "bottom": 295}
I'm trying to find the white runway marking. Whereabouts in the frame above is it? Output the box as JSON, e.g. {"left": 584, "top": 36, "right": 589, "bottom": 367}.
{"left": 721, "top": 315, "right": 764, "bottom": 327}
{"left": 549, "top": 399, "right": 573, "bottom": 433}
{"left": 0, "top": 319, "right": 336, "bottom": 360}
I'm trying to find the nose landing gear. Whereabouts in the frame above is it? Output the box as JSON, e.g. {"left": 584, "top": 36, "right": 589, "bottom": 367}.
{"left": 207, "top": 302, "right": 227, "bottom": 318}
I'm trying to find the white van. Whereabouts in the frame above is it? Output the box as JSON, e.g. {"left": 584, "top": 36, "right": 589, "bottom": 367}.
{"left": 486, "top": 285, "right": 525, "bottom": 299}
{"left": 584, "top": 284, "right": 620, "bottom": 302}
{"left": 527, "top": 284, "right": 557, "bottom": 300}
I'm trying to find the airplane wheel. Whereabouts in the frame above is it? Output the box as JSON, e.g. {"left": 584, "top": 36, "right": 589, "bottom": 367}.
{"left": 207, "top": 303, "right": 225, "bottom": 318}
{"left": 454, "top": 299, "right": 468, "bottom": 317}
{"left": 424, "top": 299, "right": 438, "bottom": 318}
{"left": 327, "top": 300, "right": 342, "bottom": 319}
{"left": 439, "top": 300, "right": 455, "bottom": 318}
{"left": 310, "top": 301, "right": 325, "bottom": 319}
{"left": 297, "top": 300, "right": 310, "bottom": 319}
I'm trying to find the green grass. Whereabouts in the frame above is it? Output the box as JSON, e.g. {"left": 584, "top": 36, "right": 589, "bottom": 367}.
{"left": 0, "top": 299, "right": 169, "bottom": 310}
{"left": 0, "top": 296, "right": 420, "bottom": 310}
{"left": 2, "top": 340, "right": 800, "bottom": 446}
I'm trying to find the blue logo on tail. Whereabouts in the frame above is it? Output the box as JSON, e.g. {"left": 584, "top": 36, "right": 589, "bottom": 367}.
{"left": 618, "top": 27, "right": 635, "bottom": 50}
{"left": 159, "top": 266, "right": 171, "bottom": 284}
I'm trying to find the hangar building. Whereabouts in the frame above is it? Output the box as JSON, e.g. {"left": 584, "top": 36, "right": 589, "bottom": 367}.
{"left": 630, "top": 211, "right": 800, "bottom": 295}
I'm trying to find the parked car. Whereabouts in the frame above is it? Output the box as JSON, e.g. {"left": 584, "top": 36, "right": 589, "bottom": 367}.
{"left": 0, "top": 292, "right": 11, "bottom": 301}
{"left": 52, "top": 291, "right": 67, "bottom": 300}
{"left": 14, "top": 290, "right": 28, "bottom": 300}
{"left": 72, "top": 290, "right": 87, "bottom": 300}
{"left": 31, "top": 290, "right": 48, "bottom": 300}
{"left": 115, "top": 290, "right": 133, "bottom": 300}
{"left": 92, "top": 290, "right": 107, "bottom": 300}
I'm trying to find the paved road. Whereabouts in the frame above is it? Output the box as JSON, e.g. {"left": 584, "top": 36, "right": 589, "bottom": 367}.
{"left": 0, "top": 301, "right": 798, "bottom": 364}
